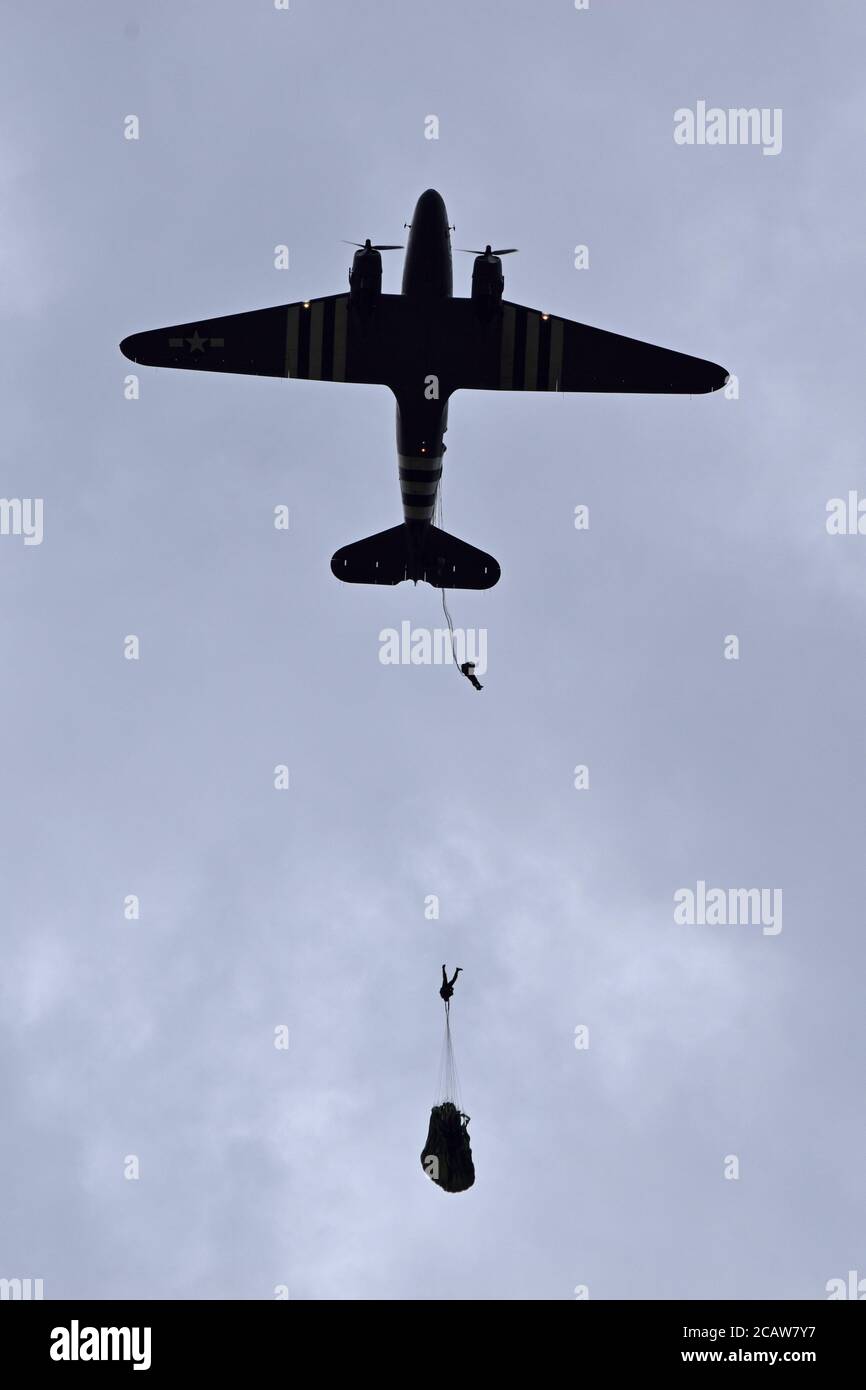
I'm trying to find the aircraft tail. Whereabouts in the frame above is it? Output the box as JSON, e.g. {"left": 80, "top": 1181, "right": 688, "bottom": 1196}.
{"left": 331, "top": 523, "right": 500, "bottom": 589}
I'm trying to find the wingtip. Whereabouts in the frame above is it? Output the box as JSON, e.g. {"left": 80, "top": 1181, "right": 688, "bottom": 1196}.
{"left": 119, "top": 334, "right": 136, "bottom": 362}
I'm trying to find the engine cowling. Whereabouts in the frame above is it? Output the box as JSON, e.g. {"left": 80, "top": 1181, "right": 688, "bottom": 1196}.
{"left": 471, "top": 253, "right": 504, "bottom": 313}
{"left": 349, "top": 246, "right": 382, "bottom": 306}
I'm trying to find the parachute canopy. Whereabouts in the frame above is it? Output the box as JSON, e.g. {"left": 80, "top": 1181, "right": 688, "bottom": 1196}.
{"left": 420, "top": 1102, "right": 475, "bottom": 1194}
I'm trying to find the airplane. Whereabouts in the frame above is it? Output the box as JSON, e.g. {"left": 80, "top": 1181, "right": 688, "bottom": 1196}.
{"left": 120, "top": 189, "right": 728, "bottom": 591}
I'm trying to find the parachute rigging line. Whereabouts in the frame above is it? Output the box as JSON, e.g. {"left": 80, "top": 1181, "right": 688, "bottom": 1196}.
{"left": 436, "top": 998, "right": 463, "bottom": 1110}
{"left": 439, "top": 585, "right": 462, "bottom": 673}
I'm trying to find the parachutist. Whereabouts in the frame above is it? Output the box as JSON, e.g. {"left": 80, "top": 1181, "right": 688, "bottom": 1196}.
{"left": 460, "top": 661, "right": 483, "bottom": 691}
{"left": 440, "top": 964, "right": 462, "bottom": 1003}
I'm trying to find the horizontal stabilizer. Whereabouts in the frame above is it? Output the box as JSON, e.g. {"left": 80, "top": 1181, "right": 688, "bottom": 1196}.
{"left": 420, "top": 524, "right": 500, "bottom": 589}
{"left": 331, "top": 523, "right": 500, "bottom": 589}
{"left": 331, "top": 524, "right": 410, "bottom": 585}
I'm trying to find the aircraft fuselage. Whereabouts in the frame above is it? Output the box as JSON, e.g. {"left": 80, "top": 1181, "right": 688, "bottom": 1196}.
{"left": 396, "top": 190, "right": 453, "bottom": 574}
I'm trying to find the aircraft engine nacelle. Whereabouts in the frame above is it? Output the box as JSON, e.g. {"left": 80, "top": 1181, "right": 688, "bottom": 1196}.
{"left": 471, "top": 253, "right": 504, "bottom": 313}
{"left": 349, "top": 246, "right": 382, "bottom": 306}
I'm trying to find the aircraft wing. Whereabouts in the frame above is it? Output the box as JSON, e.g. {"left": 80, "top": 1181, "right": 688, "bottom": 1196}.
{"left": 443, "top": 299, "right": 728, "bottom": 395}
{"left": 120, "top": 293, "right": 412, "bottom": 386}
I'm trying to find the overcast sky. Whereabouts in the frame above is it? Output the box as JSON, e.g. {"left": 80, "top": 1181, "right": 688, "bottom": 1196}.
{"left": 1, "top": 0, "right": 865, "bottom": 1300}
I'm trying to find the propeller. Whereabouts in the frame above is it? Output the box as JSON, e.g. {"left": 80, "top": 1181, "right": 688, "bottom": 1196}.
{"left": 457, "top": 244, "right": 518, "bottom": 256}
{"left": 342, "top": 238, "right": 403, "bottom": 251}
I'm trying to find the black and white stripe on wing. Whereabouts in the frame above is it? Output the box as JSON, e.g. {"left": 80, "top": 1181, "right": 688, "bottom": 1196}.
{"left": 284, "top": 295, "right": 349, "bottom": 381}
{"left": 499, "top": 303, "right": 564, "bottom": 391}
{"left": 399, "top": 454, "right": 442, "bottom": 522}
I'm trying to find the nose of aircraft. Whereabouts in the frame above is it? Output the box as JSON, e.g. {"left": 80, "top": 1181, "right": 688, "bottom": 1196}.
{"left": 402, "top": 190, "right": 452, "bottom": 298}
{"left": 409, "top": 190, "right": 449, "bottom": 246}
{"left": 413, "top": 188, "right": 447, "bottom": 222}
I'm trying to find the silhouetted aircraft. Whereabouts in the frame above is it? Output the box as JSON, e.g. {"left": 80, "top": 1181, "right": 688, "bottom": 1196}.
{"left": 120, "top": 189, "right": 727, "bottom": 590}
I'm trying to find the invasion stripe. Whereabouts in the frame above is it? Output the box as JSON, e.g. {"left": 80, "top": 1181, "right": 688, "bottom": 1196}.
{"left": 400, "top": 480, "right": 439, "bottom": 495}
{"left": 284, "top": 305, "right": 300, "bottom": 377}
{"left": 399, "top": 470, "right": 443, "bottom": 486}
{"left": 399, "top": 460, "right": 442, "bottom": 475}
{"left": 548, "top": 317, "right": 564, "bottom": 390}
{"left": 536, "top": 315, "right": 552, "bottom": 390}
{"left": 332, "top": 296, "right": 348, "bottom": 381}
{"left": 297, "top": 303, "right": 311, "bottom": 379}
{"left": 524, "top": 311, "right": 540, "bottom": 391}
{"left": 512, "top": 306, "right": 528, "bottom": 390}
{"left": 308, "top": 300, "right": 325, "bottom": 379}
{"left": 499, "top": 303, "right": 516, "bottom": 388}
{"left": 320, "top": 298, "right": 336, "bottom": 381}
{"left": 403, "top": 503, "right": 436, "bottom": 520}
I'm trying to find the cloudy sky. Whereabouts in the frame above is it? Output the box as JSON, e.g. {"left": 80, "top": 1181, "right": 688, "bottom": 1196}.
{"left": 1, "top": 0, "right": 865, "bottom": 1300}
